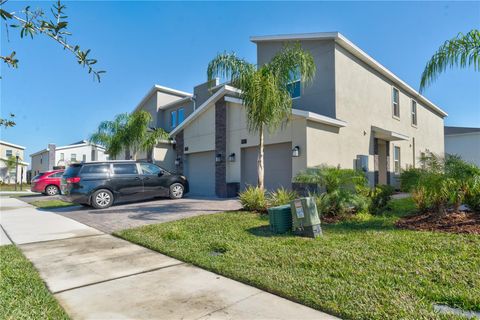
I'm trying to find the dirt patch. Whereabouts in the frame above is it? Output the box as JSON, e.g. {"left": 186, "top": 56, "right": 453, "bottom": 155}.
{"left": 396, "top": 212, "right": 480, "bottom": 234}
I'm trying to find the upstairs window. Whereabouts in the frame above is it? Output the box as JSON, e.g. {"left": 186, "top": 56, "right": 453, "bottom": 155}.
{"left": 392, "top": 87, "right": 400, "bottom": 118}
{"left": 170, "top": 110, "right": 177, "bottom": 128}
{"left": 60, "top": 153, "right": 65, "bottom": 160}
{"left": 394, "top": 146, "right": 401, "bottom": 174}
{"left": 5, "top": 149, "right": 12, "bottom": 157}
{"left": 287, "top": 69, "right": 301, "bottom": 99}
{"left": 411, "top": 100, "right": 418, "bottom": 126}
{"left": 71, "top": 154, "right": 77, "bottom": 162}
{"left": 82, "top": 154, "right": 87, "bottom": 162}
{"left": 178, "top": 108, "right": 185, "bottom": 124}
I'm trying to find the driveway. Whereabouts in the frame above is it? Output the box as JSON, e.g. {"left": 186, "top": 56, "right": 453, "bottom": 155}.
{"left": 24, "top": 195, "right": 241, "bottom": 233}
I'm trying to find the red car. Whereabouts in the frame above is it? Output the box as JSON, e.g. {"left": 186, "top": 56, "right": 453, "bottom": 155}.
{"left": 31, "top": 170, "right": 64, "bottom": 196}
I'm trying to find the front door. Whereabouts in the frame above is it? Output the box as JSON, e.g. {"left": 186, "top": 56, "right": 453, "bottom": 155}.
{"left": 139, "top": 162, "right": 170, "bottom": 197}
{"left": 111, "top": 163, "right": 144, "bottom": 201}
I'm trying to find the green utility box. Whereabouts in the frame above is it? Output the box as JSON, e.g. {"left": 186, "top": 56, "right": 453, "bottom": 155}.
{"left": 268, "top": 204, "right": 293, "bottom": 234}
{"left": 290, "top": 197, "right": 322, "bottom": 238}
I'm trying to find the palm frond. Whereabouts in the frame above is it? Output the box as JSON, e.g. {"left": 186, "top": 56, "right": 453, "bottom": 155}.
{"left": 420, "top": 29, "right": 480, "bottom": 92}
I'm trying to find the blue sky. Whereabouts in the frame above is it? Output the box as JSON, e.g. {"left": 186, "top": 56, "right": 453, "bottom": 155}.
{"left": 1, "top": 1, "right": 479, "bottom": 161}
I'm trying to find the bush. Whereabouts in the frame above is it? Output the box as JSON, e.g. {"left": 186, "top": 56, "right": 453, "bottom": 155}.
{"left": 268, "top": 188, "right": 298, "bottom": 207}
{"left": 238, "top": 186, "right": 267, "bottom": 212}
{"left": 296, "top": 165, "right": 369, "bottom": 217}
{"left": 399, "top": 168, "right": 423, "bottom": 192}
{"left": 368, "top": 185, "right": 395, "bottom": 215}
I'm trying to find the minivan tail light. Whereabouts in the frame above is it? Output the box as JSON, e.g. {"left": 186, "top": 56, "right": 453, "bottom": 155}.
{"left": 66, "top": 177, "right": 81, "bottom": 183}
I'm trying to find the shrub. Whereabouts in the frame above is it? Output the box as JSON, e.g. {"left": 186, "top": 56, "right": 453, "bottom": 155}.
{"left": 368, "top": 185, "right": 395, "bottom": 215}
{"left": 315, "top": 189, "right": 369, "bottom": 217}
{"left": 399, "top": 168, "right": 423, "bottom": 192}
{"left": 268, "top": 188, "right": 298, "bottom": 207}
{"left": 294, "top": 165, "right": 367, "bottom": 193}
{"left": 464, "top": 175, "right": 480, "bottom": 213}
{"left": 238, "top": 186, "right": 267, "bottom": 212}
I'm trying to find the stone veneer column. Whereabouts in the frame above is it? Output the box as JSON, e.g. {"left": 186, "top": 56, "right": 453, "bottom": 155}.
{"left": 386, "top": 142, "right": 391, "bottom": 185}
{"left": 175, "top": 130, "right": 184, "bottom": 175}
{"left": 373, "top": 138, "right": 379, "bottom": 186}
{"left": 215, "top": 98, "right": 227, "bottom": 197}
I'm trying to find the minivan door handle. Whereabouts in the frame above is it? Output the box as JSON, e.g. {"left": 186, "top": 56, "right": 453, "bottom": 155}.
{"left": 134, "top": 177, "right": 141, "bottom": 180}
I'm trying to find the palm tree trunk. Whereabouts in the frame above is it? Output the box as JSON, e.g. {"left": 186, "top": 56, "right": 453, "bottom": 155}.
{"left": 257, "top": 126, "right": 265, "bottom": 190}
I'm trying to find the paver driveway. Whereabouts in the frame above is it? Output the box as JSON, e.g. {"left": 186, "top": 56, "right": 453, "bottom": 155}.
{"left": 30, "top": 196, "right": 241, "bottom": 233}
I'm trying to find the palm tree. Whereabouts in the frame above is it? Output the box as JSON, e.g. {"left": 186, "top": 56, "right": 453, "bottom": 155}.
{"left": 207, "top": 43, "right": 316, "bottom": 189}
{"left": 91, "top": 111, "right": 168, "bottom": 160}
{"left": 420, "top": 29, "right": 479, "bottom": 92}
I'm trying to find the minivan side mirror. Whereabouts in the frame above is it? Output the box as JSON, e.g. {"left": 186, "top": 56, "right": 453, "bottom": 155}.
{"left": 158, "top": 171, "right": 164, "bottom": 177}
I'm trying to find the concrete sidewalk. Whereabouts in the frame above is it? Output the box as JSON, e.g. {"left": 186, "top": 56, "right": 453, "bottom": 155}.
{"left": 1, "top": 197, "right": 338, "bottom": 319}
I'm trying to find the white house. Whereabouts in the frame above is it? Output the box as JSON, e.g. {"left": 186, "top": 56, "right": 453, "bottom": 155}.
{"left": 445, "top": 126, "right": 480, "bottom": 166}
{"left": 0, "top": 140, "right": 29, "bottom": 184}
{"left": 30, "top": 140, "right": 108, "bottom": 176}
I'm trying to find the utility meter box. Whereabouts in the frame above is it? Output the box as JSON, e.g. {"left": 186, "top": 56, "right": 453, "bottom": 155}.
{"left": 290, "top": 197, "right": 322, "bottom": 238}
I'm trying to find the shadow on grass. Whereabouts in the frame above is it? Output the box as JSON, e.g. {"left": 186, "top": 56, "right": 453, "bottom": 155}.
{"left": 247, "top": 225, "right": 294, "bottom": 238}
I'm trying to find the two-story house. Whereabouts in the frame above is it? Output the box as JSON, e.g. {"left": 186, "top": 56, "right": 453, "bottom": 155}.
{"left": 135, "top": 32, "right": 447, "bottom": 197}
{"left": 30, "top": 140, "right": 108, "bottom": 176}
{"left": 0, "top": 140, "right": 29, "bottom": 184}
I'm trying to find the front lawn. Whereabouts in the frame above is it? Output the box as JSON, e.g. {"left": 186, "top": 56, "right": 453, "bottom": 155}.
{"left": 0, "top": 184, "right": 30, "bottom": 192}
{"left": 117, "top": 198, "right": 480, "bottom": 319}
{"left": 0, "top": 245, "right": 69, "bottom": 319}
{"left": 30, "top": 199, "right": 76, "bottom": 209}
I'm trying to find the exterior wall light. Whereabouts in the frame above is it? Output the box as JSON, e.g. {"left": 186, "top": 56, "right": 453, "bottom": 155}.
{"left": 292, "top": 146, "right": 300, "bottom": 157}
{"left": 215, "top": 154, "right": 222, "bottom": 163}
{"left": 228, "top": 153, "right": 236, "bottom": 162}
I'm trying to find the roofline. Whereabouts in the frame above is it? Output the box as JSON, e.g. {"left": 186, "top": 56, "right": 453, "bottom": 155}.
{"left": 250, "top": 32, "right": 448, "bottom": 118}
{"left": 30, "top": 142, "right": 105, "bottom": 157}
{"left": 169, "top": 85, "right": 240, "bottom": 137}
{"left": 0, "top": 157, "right": 29, "bottom": 165}
{"left": 292, "top": 109, "right": 347, "bottom": 127}
{"left": 133, "top": 85, "right": 193, "bottom": 113}
{"left": 445, "top": 131, "right": 480, "bottom": 137}
{"left": 159, "top": 96, "right": 193, "bottom": 110}
{"left": 0, "top": 140, "right": 26, "bottom": 150}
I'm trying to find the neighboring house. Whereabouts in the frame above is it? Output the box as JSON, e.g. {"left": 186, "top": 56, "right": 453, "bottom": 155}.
{"left": 445, "top": 126, "right": 480, "bottom": 166}
{"left": 0, "top": 140, "right": 29, "bottom": 184}
{"left": 30, "top": 140, "right": 108, "bottom": 176}
{"left": 134, "top": 32, "right": 447, "bottom": 197}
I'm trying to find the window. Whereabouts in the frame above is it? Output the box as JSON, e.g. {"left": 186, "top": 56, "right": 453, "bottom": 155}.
{"left": 71, "top": 154, "right": 77, "bottom": 162}
{"left": 5, "top": 149, "right": 12, "bottom": 157}
{"left": 40, "top": 157, "right": 43, "bottom": 164}
{"left": 81, "top": 164, "right": 110, "bottom": 174}
{"left": 49, "top": 172, "right": 64, "bottom": 178}
{"left": 394, "top": 146, "right": 401, "bottom": 174}
{"left": 170, "top": 110, "right": 177, "bottom": 128}
{"left": 113, "top": 163, "right": 138, "bottom": 175}
{"left": 82, "top": 154, "right": 87, "bottom": 162}
{"left": 60, "top": 153, "right": 64, "bottom": 160}
{"left": 178, "top": 108, "right": 185, "bottom": 124}
{"left": 140, "top": 163, "right": 162, "bottom": 175}
{"left": 411, "top": 100, "right": 417, "bottom": 126}
{"left": 392, "top": 88, "right": 400, "bottom": 118}
{"left": 287, "top": 69, "right": 301, "bottom": 99}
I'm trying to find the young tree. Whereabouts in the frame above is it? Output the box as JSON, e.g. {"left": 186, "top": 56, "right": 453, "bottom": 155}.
{"left": 0, "top": 0, "right": 105, "bottom": 127}
{"left": 90, "top": 111, "right": 169, "bottom": 161}
{"left": 420, "top": 29, "right": 479, "bottom": 92}
{"left": 1, "top": 155, "right": 19, "bottom": 183}
{"left": 207, "top": 43, "right": 316, "bottom": 189}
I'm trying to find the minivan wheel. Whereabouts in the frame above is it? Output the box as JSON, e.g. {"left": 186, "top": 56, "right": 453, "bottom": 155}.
{"left": 45, "top": 185, "right": 59, "bottom": 196}
{"left": 91, "top": 189, "right": 113, "bottom": 209}
{"left": 169, "top": 183, "right": 184, "bottom": 199}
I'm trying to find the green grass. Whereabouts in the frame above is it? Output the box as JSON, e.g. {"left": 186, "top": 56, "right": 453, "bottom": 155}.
{"left": 29, "top": 199, "right": 76, "bottom": 209}
{"left": 0, "top": 184, "right": 31, "bottom": 192}
{"left": 0, "top": 245, "right": 69, "bottom": 319}
{"left": 117, "top": 198, "right": 480, "bottom": 320}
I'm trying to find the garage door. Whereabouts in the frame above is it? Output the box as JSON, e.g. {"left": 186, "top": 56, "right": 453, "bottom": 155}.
{"left": 241, "top": 142, "right": 292, "bottom": 191}
{"left": 185, "top": 151, "right": 215, "bottom": 196}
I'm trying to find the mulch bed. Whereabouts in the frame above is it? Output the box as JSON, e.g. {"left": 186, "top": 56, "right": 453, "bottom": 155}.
{"left": 396, "top": 212, "right": 480, "bottom": 234}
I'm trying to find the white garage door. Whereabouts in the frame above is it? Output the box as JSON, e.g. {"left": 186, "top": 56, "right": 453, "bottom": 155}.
{"left": 241, "top": 142, "right": 292, "bottom": 191}
{"left": 185, "top": 151, "right": 215, "bottom": 196}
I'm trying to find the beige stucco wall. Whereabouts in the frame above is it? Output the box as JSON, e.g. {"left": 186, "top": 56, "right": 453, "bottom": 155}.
{"left": 30, "top": 152, "right": 49, "bottom": 175}
{"left": 225, "top": 102, "right": 307, "bottom": 183}
{"left": 138, "top": 90, "right": 185, "bottom": 129}
{"left": 321, "top": 43, "right": 446, "bottom": 185}
{"left": 153, "top": 143, "right": 177, "bottom": 172}
{"left": 183, "top": 105, "right": 216, "bottom": 154}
